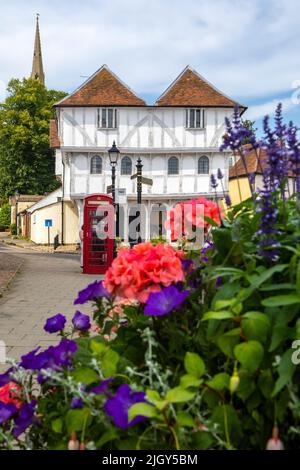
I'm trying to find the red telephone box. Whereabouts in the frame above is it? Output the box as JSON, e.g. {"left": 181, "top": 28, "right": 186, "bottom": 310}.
{"left": 83, "top": 194, "right": 114, "bottom": 274}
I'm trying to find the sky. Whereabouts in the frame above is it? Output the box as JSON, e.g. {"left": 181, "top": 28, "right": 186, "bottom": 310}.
{"left": 0, "top": 0, "right": 299, "bottom": 133}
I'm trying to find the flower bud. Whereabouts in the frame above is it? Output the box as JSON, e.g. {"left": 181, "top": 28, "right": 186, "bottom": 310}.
{"left": 266, "top": 427, "right": 284, "bottom": 450}
{"left": 229, "top": 370, "right": 240, "bottom": 394}
{"left": 68, "top": 432, "right": 79, "bottom": 450}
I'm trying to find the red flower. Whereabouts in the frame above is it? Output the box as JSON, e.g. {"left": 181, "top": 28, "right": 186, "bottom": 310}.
{"left": 166, "top": 197, "right": 222, "bottom": 241}
{"left": 104, "top": 243, "right": 184, "bottom": 303}
{"left": 0, "top": 382, "right": 22, "bottom": 409}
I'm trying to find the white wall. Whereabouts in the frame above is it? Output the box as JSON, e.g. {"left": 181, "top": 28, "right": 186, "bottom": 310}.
{"left": 59, "top": 106, "right": 233, "bottom": 150}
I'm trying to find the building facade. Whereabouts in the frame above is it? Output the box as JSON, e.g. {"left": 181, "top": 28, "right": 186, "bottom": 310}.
{"left": 44, "top": 65, "right": 243, "bottom": 244}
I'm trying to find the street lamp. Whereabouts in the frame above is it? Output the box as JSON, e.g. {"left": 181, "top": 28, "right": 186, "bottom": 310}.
{"left": 108, "top": 141, "right": 120, "bottom": 204}
{"left": 108, "top": 141, "right": 120, "bottom": 255}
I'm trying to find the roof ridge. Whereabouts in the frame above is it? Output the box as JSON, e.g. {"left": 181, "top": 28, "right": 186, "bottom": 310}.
{"left": 155, "top": 66, "right": 246, "bottom": 108}
{"left": 54, "top": 65, "right": 146, "bottom": 107}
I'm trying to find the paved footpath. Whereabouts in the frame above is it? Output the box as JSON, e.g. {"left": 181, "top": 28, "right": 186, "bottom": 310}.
{"left": 0, "top": 243, "right": 100, "bottom": 368}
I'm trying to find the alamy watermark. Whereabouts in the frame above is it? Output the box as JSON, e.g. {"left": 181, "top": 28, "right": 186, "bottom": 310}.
{"left": 0, "top": 340, "right": 7, "bottom": 364}
{"left": 93, "top": 202, "right": 206, "bottom": 250}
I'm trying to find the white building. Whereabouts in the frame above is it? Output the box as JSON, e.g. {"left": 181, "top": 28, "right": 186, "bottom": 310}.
{"left": 31, "top": 65, "right": 243, "bottom": 244}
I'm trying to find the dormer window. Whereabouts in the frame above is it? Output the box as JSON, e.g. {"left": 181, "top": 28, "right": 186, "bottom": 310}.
{"left": 97, "top": 108, "right": 117, "bottom": 129}
{"left": 186, "top": 108, "right": 205, "bottom": 129}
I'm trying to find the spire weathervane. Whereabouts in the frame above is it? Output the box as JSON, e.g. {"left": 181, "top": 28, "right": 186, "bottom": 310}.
{"left": 31, "top": 13, "right": 45, "bottom": 85}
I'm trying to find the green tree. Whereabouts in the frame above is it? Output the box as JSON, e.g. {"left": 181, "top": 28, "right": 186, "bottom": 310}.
{"left": 241, "top": 119, "right": 257, "bottom": 144}
{"left": 0, "top": 202, "right": 10, "bottom": 227}
{"left": 0, "top": 78, "right": 67, "bottom": 198}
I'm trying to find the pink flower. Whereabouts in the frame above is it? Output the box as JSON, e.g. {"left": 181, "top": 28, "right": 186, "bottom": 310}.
{"left": 166, "top": 197, "right": 222, "bottom": 241}
{"left": 104, "top": 243, "right": 184, "bottom": 303}
{"left": 266, "top": 427, "right": 284, "bottom": 450}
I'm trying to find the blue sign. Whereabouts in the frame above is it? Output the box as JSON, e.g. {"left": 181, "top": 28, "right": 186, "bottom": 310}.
{"left": 45, "top": 219, "right": 53, "bottom": 228}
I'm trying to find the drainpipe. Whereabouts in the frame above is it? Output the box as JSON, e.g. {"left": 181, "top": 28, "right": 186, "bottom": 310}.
{"left": 61, "top": 154, "right": 65, "bottom": 245}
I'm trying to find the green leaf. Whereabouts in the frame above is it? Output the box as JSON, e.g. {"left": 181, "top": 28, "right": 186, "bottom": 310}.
{"left": 206, "top": 373, "right": 230, "bottom": 391}
{"left": 97, "top": 429, "right": 119, "bottom": 448}
{"left": 260, "top": 283, "right": 295, "bottom": 292}
{"left": 296, "top": 260, "right": 300, "bottom": 296}
{"left": 51, "top": 418, "right": 63, "bottom": 434}
{"left": 214, "top": 300, "right": 233, "bottom": 310}
{"left": 217, "top": 328, "right": 241, "bottom": 358}
{"left": 146, "top": 390, "right": 167, "bottom": 410}
{"left": 248, "top": 264, "right": 288, "bottom": 288}
{"left": 272, "top": 349, "right": 296, "bottom": 396}
{"left": 211, "top": 404, "right": 241, "bottom": 445}
{"left": 66, "top": 408, "right": 91, "bottom": 433}
{"left": 258, "top": 369, "right": 274, "bottom": 399}
{"left": 202, "top": 311, "right": 234, "bottom": 321}
{"left": 176, "top": 411, "right": 195, "bottom": 428}
{"left": 184, "top": 352, "right": 205, "bottom": 378}
{"left": 166, "top": 387, "right": 196, "bottom": 403}
{"left": 180, "top": 374, "right": 202, "bottom": 389}
{"left": 101, "top": 349, "right": 119, "bottom": 377}
{"left": 262, "top": 294, "right": 300, "bottom": 307}
{"left": 71, "top": 367, "right": 99, "bottom": 385}
{"left": 90, "top": 339, "right": 106, "bottom": 354}
{"left": 128, "top": 403, "right": 157, "bottom": 421}
{"left": 241, "top": 312, "right": 271, "bottom": 341}
{"left": 234, "top": 341, "right": 264, "bottom": 373}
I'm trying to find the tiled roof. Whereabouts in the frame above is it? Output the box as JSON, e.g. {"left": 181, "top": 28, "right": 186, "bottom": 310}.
{"left": 156, "top": 66, "right": 242, "bottom": 107}
{"left": 55, "top": 65, "right": 146, "bottom": 107}
{"left": 49, "top": 119, "right": 60, "bottom": 148}
{"left": 229, "top": 147, "right": 294, "bottom": 178}
{"left": 229, "top": 147, "right": 268, "bottom": 178}
{"left": 9, "top": 195, "right": 44, "bottom": 204}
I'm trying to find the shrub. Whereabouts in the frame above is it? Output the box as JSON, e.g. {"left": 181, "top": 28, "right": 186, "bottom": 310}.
{"left": 9, "top": 223, "right": 17, "bottom": 235}
{"left": 0, "top": 203, "right": 10, "bottom": 228}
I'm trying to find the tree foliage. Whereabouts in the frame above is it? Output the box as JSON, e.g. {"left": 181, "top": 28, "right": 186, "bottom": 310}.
{"left": 0, "top": 78, "right": 67, "bottom": 198}
{"left": 0, "top": 202, "right": 11, "bottom": 227}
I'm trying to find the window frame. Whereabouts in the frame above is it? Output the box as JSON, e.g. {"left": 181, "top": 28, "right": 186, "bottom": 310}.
{"left": 198, "top": 155, "right": 209, "bottom": 175}
{"left": 185, "top": 108, "right": 205, "bottom": 129}
{"left": 97, "top": 108, "right": 118, "bottom": 129}
{"left": 90, "top": 155, "right": 103, "bottom": 175}
{"left": 168, "top": 156, "right": 179, "bottom": 175}
{"left": 121, "top": 156, "right": 132, "bottom": 176}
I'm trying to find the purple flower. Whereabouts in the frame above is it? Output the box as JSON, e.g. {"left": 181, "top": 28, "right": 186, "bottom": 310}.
{"left": 70, "top": 397, "right": 83, "bottom": 409}
{"left": 144, "top": 285, "right": 190, "bottom": 316}
{"left": 220, "top": 106, "right": 257, "bottom": 152}
{"left": 74, "top": 280, "right": 109, "bottom": 305}
{"left": 215, "top": 277, "right": 222, "bottom": 288}
{"left": 19, "top": 339, "right": 77, "bottom": 374}
{"left": 0, "top": 402, "right": 17, "bottom": 424}
{"left": 13, "top": 401, "right": 37, "bottom": 438}
{"left": 90, "top": 378, "right": 114, "bottom": 395}
{"left": 180, "top": 258, "right": 194, "bottom": 272}
{"left": 217, "top": 168, "right": 224, "bottom": 180}
{"left": 0, "top": 368, "right": 13, "bottom": 387}
{"left": 44, "top": 313, "right": 66, "bottom": 334}
{"left": 210, "top": 174, "right": 218, "bottom": 189}
{"left": 200, "top": 240, "right": 214, "bottom": 263}
{"left": 287, "top": 121, "right": 300, "bottom": 196}
{"left": 72, "top": 311, "right": 91, "bottom": 331}
{"left": 225, "top": 194, "right": 231, "bottom": 207}
{"left": 104, "top": 384, "right": 148, "bottom": 429}
{"left": 19, "top": 347, "right": 42, "bottom": 370}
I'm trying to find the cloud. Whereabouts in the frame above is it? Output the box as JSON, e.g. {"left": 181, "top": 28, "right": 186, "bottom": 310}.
{"left": 0, "top": 0, "right": 299, "bottom": 126}
{"left": 246, "top": 96, "right": 298, "bottom": 121}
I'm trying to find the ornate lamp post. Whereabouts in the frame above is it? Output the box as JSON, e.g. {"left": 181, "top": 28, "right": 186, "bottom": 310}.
{"left": 136, "top": 157, "right": 143, "bottom": 205}
{"left": 108, "top": 141, "right": 120, "bottom": 255}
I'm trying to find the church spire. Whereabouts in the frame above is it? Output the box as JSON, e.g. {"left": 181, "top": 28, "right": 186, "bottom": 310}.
{"left": 31, "top": 14, "right": 45, "bottom": 85}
